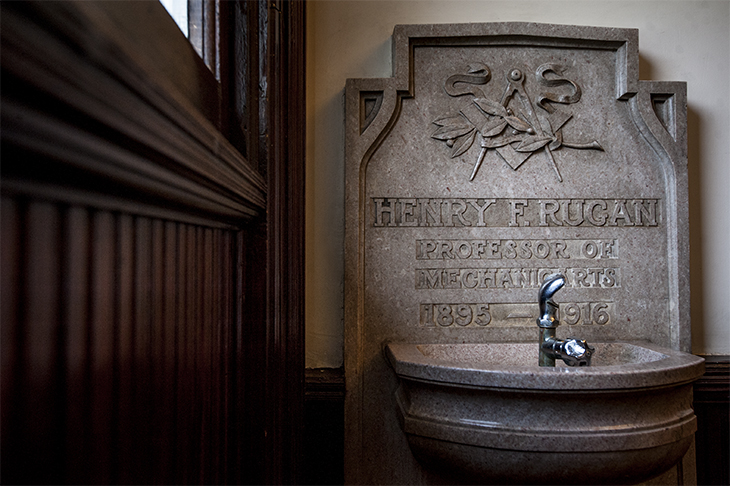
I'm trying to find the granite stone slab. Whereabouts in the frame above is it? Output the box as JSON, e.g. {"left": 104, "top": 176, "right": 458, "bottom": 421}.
{"left": 344, "top": 22, "right": 690, "bottom": 484}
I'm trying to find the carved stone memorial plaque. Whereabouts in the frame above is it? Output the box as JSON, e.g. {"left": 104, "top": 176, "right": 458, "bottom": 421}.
{"left": 345, "top": 23, "right": 689, "bottom": 484}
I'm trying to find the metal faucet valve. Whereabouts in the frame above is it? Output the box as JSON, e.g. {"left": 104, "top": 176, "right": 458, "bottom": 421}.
{"left": 537, "top": 273, "right": 565, "bottom": 329}
{"left": 537, "top": 273, "right": 595, "bottom": 367}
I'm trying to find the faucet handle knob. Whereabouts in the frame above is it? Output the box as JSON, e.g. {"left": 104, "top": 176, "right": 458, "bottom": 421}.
{"left": 560, "top": 338, "right": 595, "bottom": 366}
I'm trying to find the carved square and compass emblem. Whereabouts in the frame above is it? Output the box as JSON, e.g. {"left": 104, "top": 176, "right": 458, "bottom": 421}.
{"left": 432, "top": 63, "right": 603, "bottom": 182}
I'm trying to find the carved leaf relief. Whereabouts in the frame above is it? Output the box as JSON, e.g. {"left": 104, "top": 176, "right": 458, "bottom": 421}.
{"left": 431, "top": 62, "right": 604, "bottom": 182}
{"left": 449, "top": 130, "right": 475, "bottom": 157}
{"left": 473, "top": 98, "right": 507, "bottom": 117}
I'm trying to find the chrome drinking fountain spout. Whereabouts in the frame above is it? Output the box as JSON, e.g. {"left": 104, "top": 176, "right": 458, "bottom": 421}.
{"left": 537, "top": 273, "right": 595, "bottom": 367}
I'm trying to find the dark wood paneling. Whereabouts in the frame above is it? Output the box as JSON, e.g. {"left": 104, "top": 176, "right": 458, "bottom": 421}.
{"left": 265, "top": 1, "right": 307, "bottom": 484}
{"left": 0, "top": 201, "right": 239, "bottom": 484}
{"left": 694, "top": 357, "right": 730, "bottom": 486}
{"left": 1, "top": 1, "right": 306, "bottom": 484}
{"left": 304, "top": 368, "right": 346, "bottom": 485}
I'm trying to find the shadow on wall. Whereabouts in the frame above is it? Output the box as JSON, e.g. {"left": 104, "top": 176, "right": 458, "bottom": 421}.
{"left": 686, "top": 105, "right": 705, "bottom": 353}
{"left": 642, "top": 52, "right": 706, "bottom": 354}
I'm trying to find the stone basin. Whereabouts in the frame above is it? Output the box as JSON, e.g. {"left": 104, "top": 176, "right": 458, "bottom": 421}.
{"left": 385, "top": 341, "right": 705, "bottom": 485}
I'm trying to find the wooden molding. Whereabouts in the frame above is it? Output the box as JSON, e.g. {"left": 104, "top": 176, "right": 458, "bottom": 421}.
{"left": 264, "top": 0, "right": 307, "bottom": 483}
{"left": 306, "top": 368, "right": 346, "bottom": 401}
{"left": 693, "top": 356, "right": 730, "bottom": 486}
{"left": 694, "top": 356, "right": 730, "bottom": 402}
{"left": 1, "top": 2, "right": 265, "bottom": 226}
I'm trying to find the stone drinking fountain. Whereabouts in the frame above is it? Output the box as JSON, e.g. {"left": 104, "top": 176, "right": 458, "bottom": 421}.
{"left": 344, "top": 23, "right": 703, "bottom": 485}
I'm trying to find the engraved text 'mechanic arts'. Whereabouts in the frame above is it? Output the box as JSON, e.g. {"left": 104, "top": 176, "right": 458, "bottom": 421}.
{"left": 415, "top": 266, "right": 619, "bottom": 290}
{"left": 431, "top": 63, "right": 604, "bottom": 182}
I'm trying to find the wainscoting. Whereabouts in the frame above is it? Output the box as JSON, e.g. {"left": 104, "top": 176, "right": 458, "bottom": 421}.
{"left": 1, "top": 2, "right": 306, "bottom": 483}
{"left": 694, "top": 357, "right": 730, "bottom": 486}
{"left": 304, "top": 358, "right": 728, "bottom": 485}
{"left": 304, "top": 368, "right": 345, "bottom": 485}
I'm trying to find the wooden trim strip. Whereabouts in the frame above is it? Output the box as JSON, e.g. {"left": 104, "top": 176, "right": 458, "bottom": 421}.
{"left": 264, "top": 0, "right": 307, "bottom": 483}
{"left": 1, "top": 180, "right": 241, "bottom": 230}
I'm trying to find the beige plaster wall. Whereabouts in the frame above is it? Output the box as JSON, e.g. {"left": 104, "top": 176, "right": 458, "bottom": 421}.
{"left": 305, "top": 0, "right": 730, "bottom": 368}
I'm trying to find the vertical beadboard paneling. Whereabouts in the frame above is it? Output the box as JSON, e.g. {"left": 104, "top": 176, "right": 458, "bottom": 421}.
{"left": 184, "top": 224, "right": 197, "bottom": 479}
{"left": 150, "top": 218, "right": 166, "bottom": 482}
{"left": 0, "top": 199, "right": 238, "bottom": 484}
{"left": 211, "top": 227, "right": 223, "bottom": 484}
{"left": 0, "top": 197, "right": 20, "bottom": 475}
{"left": 134, "top": 217, "right": 156, "bottom": 478}
{"left": 136, "top": 216, "right": 156, "bottom": 481}
{"left": 174, "top": 222, "right": 188, "bottom": 484}
{"left": 89, "top": 210, "right": 116, "bottom": 484}
{"left": 116, "top": 213, "right": 135, "bottom": 485}
{"left": 194, "top": 226, "right": 205, "bottom": 482}
{"left": 160, "top": 220, "right": 178, "bottom": 483}
{"left": 26, "top": 202, "right": 62, "bottom": 482}
{"left": 150, "top": 219, "right": 167, "bottom": 480}
{"left": 220, "top": 226, "right": 233, "bottom": 481}
{"left": 63, "top": 206, "right": 92, "bottom": 484}
{"left": 201, "top": 227, "right": 214, "bottom": 484}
